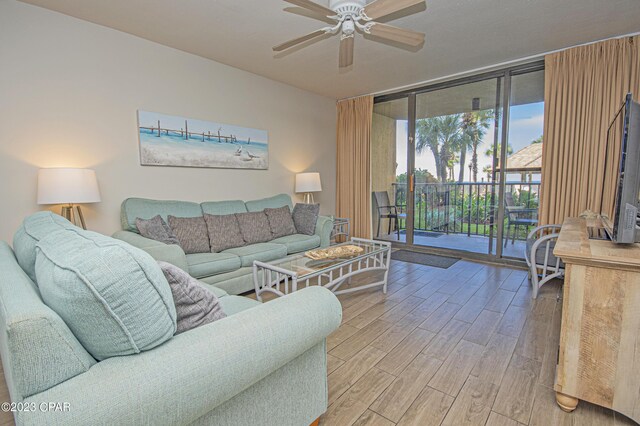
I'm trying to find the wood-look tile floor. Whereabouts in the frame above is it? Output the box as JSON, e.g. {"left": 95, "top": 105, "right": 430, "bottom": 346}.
{"left": 314, "top": 259, "right": 638, "bottom": 426}
{"left": 0, "top": 259, "right": 637, "bottom": 426}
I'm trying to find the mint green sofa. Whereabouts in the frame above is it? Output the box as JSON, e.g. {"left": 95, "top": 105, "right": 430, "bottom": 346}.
{"left": 1, "top": 217, "right": 342, "bottom": 425}
{"left": 114, "top": 194, "right": 333, "bottom": 295}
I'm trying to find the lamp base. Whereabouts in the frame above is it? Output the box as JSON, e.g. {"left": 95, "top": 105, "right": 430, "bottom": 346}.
{"left": 61, "top": 204, "right": 87, "bottom": 230}
{"left": 303, "top": 193, "right": 315, "bottom": 204}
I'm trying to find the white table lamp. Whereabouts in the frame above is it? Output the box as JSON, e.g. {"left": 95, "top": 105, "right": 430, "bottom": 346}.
{"left": 37, "top": 168, "right": 101, "bottom": 229}
{"left": 295, "top": 172, "right": 322, "bottom": 204}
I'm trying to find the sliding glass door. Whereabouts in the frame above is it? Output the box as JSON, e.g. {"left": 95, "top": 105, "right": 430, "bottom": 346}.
{"left": 412, "top": 78, "right": 503, "bottom": 255}
{"left": 371, "top": 63, "right": 544, "bottom": 261}
{"left": 501, "top": 69, "right": 545, "bottom": 258}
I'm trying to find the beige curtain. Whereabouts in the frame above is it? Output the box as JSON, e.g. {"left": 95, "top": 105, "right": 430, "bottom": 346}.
{"left": 336, "top": 95, "right": 374, "bottom": 239}
{"left": 539, "top": 36, "right": 640, "bottom": 225}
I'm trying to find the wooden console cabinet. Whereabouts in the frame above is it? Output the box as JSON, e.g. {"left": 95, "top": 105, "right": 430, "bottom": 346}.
{"left": 554, "top": 218, "right": 640, "bottom": 422}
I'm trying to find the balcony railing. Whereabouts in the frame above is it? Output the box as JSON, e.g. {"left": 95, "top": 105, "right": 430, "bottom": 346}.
{"left": 389, "top": 181, "right": 540, "bottom": 241}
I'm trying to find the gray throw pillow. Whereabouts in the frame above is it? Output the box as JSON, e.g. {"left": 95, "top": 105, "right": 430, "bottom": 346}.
{"left": 264, "top": 206, "right": 296, "bottom": 238}
{"left": 292, "top": 204, "right": 320, "bottom": 235}
{"left": 157, "top": 261, "right": 226, "bottom": 335}
{"left": 235, "top": 211, "right": 272, "bottom": 244}
{"left": 167, "top": 216, "right": 211, "bottom": 254}
{"left": 204, "top": 214, "right": 245, "bottom": 253}
{"left": 136, "top": 215, "right": 180, "bottom": 245}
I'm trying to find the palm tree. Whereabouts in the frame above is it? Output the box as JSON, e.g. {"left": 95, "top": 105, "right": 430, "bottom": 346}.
{"left": 416, "top": 115, "right": 464, "bottom": 183}
{"left": 415, "top": 113, "right": 493, "bottom": 183}
{"left": 437, "top": 115, "right": 464, "bottom": 183}
{"left": 483, "top": 165, "right": 493, "bottom": 181}
{"left": 415, "top": 118, "right": 442, "bottom": 182}
{"left": 485, "top": 142, "right": 513, "bottom": 158}
{"left": 457, "top": 117, "right": 473, "bottom": 183}
{"left": 461, "top": 111, "right": 493, "bottom": 182}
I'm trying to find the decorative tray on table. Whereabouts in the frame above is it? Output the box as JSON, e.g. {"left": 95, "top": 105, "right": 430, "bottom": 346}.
{"left": 304, "top": 245, "right": 364, "bottom": 260}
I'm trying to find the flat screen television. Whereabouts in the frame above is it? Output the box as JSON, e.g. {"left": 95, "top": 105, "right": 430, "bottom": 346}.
{"left": 601, "top": 93, "right": 640, "bottom": 244}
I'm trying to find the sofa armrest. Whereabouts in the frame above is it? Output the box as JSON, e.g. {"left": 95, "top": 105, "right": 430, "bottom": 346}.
{"left": 112, "top": 230, "right": 188, "bottom": 271}
{"left": 315, "top": 215, "right": 334, "bottom": 248}
{"left": 20, "top": 287, "right": 342, "bottom": 426}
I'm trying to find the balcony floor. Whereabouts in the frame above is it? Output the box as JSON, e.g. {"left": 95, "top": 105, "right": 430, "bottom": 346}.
{"left": 376, "top": 231, "right": 527, "bottom": 259}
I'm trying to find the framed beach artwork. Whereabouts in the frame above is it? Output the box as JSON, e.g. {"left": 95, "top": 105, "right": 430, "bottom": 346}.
{"left": 137, "top": 110, "right": 268, "bottom": 169}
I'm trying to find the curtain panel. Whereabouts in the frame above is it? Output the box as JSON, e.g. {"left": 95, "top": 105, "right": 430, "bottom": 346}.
{"left": 539, "top": 36, "right": 640, "bottom": 225}
{"left": 336, "top": 95, "right": 374, "bottom": 239}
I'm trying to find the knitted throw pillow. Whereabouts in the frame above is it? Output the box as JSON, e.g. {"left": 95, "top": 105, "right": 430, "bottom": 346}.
{"left": 292, "top": 204, "right": 319, "bottom": 236}
{"left": 264, "top": 206, "right": 296, "bottom": 238}
{"left": 167, "top": 216, "right": 211, "bottom": 254}
{"left": 136, "top": 215, "right": 180, "bottom": 245}
{"left": 157, "top": 261, "right": 226, "bottom": 334}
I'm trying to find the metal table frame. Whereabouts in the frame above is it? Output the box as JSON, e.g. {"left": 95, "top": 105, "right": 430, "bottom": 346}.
{"left": 253, "top": 238, "right": 391, "bottom": 302}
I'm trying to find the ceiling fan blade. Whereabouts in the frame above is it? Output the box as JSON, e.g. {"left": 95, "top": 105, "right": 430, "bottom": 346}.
{"left": 339, "top": 36, "right": 354, "bottom": 68}
{"left": 284, "top": 7, "right": 337, "bottom": 24}
{"left": 283, "top": 0, "right": 335, "bottom": 17}
{"left": 367, "top": 23, "right": 425, "bottom": 46}
{"left": 363, "top": 0, "right": 425, "bottom": 21}
{"left": 273, "top": 29, "right": 327, "bottom": 52}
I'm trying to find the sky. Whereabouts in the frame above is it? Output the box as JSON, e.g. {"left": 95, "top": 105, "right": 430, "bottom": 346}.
{"left": 393, "top": 102, "right": 544, "bottom": 182}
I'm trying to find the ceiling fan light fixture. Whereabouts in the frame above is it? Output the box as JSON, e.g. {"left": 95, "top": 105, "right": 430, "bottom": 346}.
{"left": 342, "top": 19, "right": 356, "bottom": 36}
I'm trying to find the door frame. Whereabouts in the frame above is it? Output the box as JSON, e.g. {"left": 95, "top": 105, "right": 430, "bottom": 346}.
{"left": 373, "top": 61, "right": 545, "bottom": 263}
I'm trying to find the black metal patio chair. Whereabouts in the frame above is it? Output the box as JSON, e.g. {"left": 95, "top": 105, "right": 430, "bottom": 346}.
{"left": 373, "top": 191, "right": 407, "bottom": 239}
{"left": 504, "top": 192, "right": 538, "bottom": 247}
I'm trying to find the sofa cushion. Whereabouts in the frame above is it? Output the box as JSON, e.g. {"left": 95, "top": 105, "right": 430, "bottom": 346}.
{"left": 265, "top": 206, "right": 297, "bottom": 238}
{"left": 168, "top": 216, "right": 211, "bottom": 254}
{"left": 12, "top": 211, "right": 77, "bottom": 284}
{"left": 235, "top": 211, "right": 272, "bottom": 244}
{"left": 199, "top": 282, "right": 229, "bottom": 298}
{"left": 292, "top": 204, "right": 320, "bottom": 235}
{"left": 186, "top": 252, "right": 242, "bottom": 278}
{"left": 136, "top": 215, "right": 180, "bottom": 245}
{"left": 201, "top": 200, "right": 248, "bottom": 216}
{"left": 245, "top": 194, "right": 293, "bottom": 212}
{"left": 218, "top": 295, "right": 261, "bottom": 316}
{"left": 0, "top": 242, "right": 97, "bottom": 401}
{"left": 35, "top": 228, "right": 177, "bottom": 361}
{"left": 271, "top": 234, "right": 322, "bottom": 254}
{"left": 158, "top": 262, "right": 226, "bottom": 335}
{"left": 121, "top": 198, "right": 203, "bottom": 233}
{"left": 223, "top": 243, "right": 288, "bottom": 267}
{"left": 204, "top": 214, "right": 246, "bottom": 253}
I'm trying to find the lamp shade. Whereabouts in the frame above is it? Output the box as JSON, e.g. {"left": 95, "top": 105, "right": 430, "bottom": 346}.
{"left": 37, "top": 168, "right": 101, "bottom": 205}
{"left": 295, "top": 172, "right": 322, "bottom": 193}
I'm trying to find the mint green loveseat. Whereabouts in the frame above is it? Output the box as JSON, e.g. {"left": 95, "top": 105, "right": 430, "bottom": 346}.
{"left": 113, "top": 194, "right": 333, "bottom": 295}
{"left": 0, "top": 215, "right": 342, "bottom": 426}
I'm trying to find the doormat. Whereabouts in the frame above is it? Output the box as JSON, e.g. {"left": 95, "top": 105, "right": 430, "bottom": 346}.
{"left": 399, "top": 230, "right": 443, "bottom": 238}
{"left": 391, "top": 250, "right": 460, "bottom": 269}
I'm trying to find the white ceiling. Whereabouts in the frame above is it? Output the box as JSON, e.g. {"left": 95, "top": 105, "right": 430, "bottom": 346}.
{"left": 19, "top": 0, "right": 640, "bottom": 100}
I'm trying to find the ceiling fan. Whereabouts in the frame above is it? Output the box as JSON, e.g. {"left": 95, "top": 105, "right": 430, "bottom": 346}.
{"left": 273, "top": 0, "right": 427, "bottom": 68}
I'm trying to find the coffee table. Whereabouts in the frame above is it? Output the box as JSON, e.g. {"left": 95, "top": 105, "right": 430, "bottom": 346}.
{"left": 252, "top": 238, "right": 391, "bottom": 302}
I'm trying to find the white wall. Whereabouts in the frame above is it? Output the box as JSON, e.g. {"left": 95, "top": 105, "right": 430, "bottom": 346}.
{"left": 0, "top": 1, "right": 337, "bottom": 242}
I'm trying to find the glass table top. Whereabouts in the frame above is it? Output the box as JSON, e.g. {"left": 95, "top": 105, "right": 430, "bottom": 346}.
{"left": 266, "top": 240, "right": 388, "bottom": 279}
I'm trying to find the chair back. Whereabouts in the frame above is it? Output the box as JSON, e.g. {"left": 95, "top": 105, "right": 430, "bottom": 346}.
{"left": 505, "top": 192, "right": 516, "bottom": 208}
{"left": 504, "top": 192, "right": 518, "bottom": 220}
{"left": 373, "top": 191, "right": 391, "bottom": 209}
